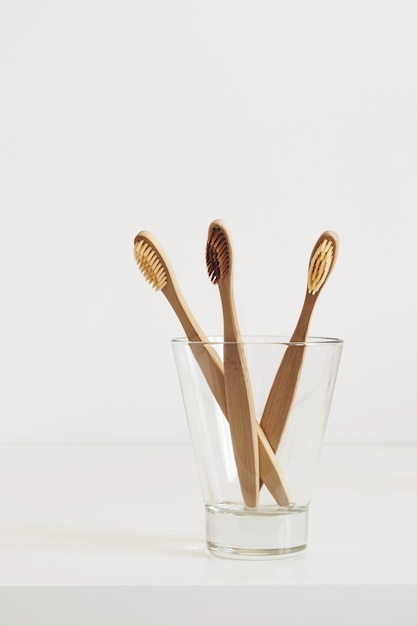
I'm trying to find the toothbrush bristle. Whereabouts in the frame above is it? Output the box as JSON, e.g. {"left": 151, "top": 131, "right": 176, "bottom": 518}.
{"left": 307, "top": 238, "right": 334, "bottom": 295}
{"left": 134, "top": 238, "right": 167, "bottom": 290}
{"left": 206, "top": 226, "right": 230, "bottom": 284}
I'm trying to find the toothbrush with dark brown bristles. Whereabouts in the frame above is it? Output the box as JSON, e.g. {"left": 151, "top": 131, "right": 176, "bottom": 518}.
{"left": 206, "top": 219, "right": 260, "bottom": 508}
{"left": 259, "top": 231, "right": 339, "bottom": 463}
{"left": 134, "top": 230, "right": 290, "bottom": 506}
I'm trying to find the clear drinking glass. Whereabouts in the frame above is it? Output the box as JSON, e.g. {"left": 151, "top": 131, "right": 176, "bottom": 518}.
{"left": 171, "top": 335, "right": 343, "bottom": 560}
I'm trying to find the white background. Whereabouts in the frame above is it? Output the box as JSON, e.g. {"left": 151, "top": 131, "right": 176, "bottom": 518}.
{"left": 1, "top": 0, "right": 416, "bottom": 444}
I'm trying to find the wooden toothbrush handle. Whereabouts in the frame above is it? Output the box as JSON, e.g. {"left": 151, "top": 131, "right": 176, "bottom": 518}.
{"left": 260, "top": 344, "right": 306, "bottom": 454}
{"left": 223, "top": 342, "right": 259, "bottom": 508}
{"left": 260, "top": 292, "right": 315, "bottom": 457}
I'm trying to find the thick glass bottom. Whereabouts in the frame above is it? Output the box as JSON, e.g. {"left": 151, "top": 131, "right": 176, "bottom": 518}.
{"left": 205, "top": 503, "right": 308, "bottom": 560}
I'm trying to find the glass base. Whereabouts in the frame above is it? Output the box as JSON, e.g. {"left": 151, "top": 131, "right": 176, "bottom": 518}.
{"left": 205, "top": 504, "right": 308, "bottom": 560}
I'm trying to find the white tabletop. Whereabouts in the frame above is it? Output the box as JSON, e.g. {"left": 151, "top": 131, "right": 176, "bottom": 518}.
{"left": 0, "top": 443, "right": 416, "bottom": 624}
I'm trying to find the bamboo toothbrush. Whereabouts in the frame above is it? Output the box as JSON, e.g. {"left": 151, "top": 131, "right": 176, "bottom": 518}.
{"left": 259, "top": 231, "right": 339, "bottom": 459}
{"left": 206, "top": 220, "right": 259, "bottom": 508}
{"left": 134, "top": 231, "right": 290, "bottom": 506}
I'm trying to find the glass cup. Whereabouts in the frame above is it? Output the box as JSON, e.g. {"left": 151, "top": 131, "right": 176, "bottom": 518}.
{"left": 171, "top": 335, "right": 343, "bottom": 560}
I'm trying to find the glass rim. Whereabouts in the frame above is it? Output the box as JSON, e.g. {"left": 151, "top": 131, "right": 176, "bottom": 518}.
{"left": 171, "top": 335, "right": 344, "bottom": 347}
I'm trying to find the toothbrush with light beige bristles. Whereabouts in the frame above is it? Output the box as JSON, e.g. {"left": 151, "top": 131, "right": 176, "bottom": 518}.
{"left": 259, "top": 231, "right": 339, "bottom": 464}
{"left": 134, "top": 230, "right": 290, "bottom": 506}
{"left": 206, "top": 219, "right": 260, "bottom": 508}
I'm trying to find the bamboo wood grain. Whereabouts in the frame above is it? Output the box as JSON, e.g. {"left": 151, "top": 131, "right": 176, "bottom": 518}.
{"left": 134, "top": 231, "right": 290, "bottom": 506}
{"left": 259, "top": 231, "right": 339, "bottom": 460}
{"left": 206, "top": 220, "right": 259, "bottom": 508}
